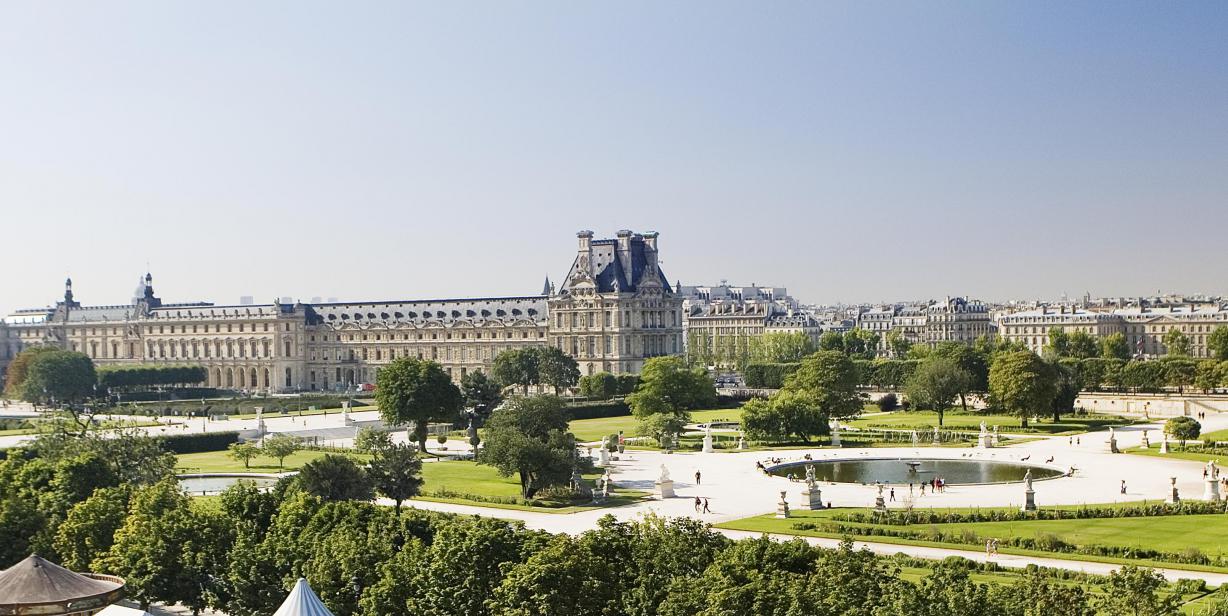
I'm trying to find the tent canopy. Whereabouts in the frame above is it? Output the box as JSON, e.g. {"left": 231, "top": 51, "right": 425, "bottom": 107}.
{"left": 0, "top": 554, "right": 123, "bottom": 611}
{"left": 272, "top": 578, "right": 335, "bottom": 616}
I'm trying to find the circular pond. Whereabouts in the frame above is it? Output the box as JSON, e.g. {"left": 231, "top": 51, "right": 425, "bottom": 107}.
{"left": 178, "top": 474, "right": 280, "bottom": 494}
{"left": 768, "top": 458, "right": 1064, "bottom": 486}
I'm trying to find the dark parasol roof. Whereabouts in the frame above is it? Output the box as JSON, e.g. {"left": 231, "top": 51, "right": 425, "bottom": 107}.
{"left": 0, "top": 555, "right": 124, "bottom": 615}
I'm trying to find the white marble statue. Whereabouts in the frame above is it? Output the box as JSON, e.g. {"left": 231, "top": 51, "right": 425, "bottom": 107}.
{"left": 659, "top": 464, "right": 671, "bottom": 483}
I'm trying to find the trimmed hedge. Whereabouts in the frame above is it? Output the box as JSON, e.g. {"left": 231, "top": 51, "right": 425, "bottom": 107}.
{"left": 743, "top": 363, "right": 801, "bottom": 388}
{"left": 159, "top": 431, "right": 242, "bottom": 454}
{"left": 98, "top": 365, "right": 208, "bottom": 389}
{"left": 563, "top": 401, "right": 631, "bottom": 421}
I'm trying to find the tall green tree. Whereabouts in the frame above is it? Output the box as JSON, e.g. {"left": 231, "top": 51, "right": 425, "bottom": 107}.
{"left": 367, "top": 443, "right": 423, "bottom": 514}
{"left": 536, "top": 346, "right": 580, "bottom": 394}
{"left": 1092, "top": 566, "right": 1182, "bottom": 616}
{"left": 53, "top": 486, "right": 132, "bottom": 571}
{"left": 1065, "top": 331, "right": 1099, "bottom": 359}
{"left": 1164, "top": 416, "right": 1200, "bottom": 446}
{"left": 296, "top": 454, "right": 375, "bottom": 502}
{"left": 479, "top": 396, "right": 575, "bottom": 498}
{"left": 375, "top": 357, "right": 463, "bottom": 452}
{"left": 3, "top": 345, "right": 57, "bottom": 397}
{"left": 1045, "top": 329, "right": 1071, "bottom": 359}
{"left": 405, "top": 517, "right": 537, "bottom": 616}
{"left": 779, "top": 351, "right": 863, "bottom": 421}
{"left": 261, "top": 435, "right": 300, "bottom": 469}
{"left": 818, "top": 331, "right": 844, "bottom": 352}
{"left": 904, "top": 357, "right": 972, "bottom": 426}
{"left": 95, "top": 478, "right": 227, "bottom": 612}
{"left": 751, "top": 331, "right": 816, "bottom": 364}
{"left": 626, "top": 356, "right": 715, "bottom": 438}
{"left": 740, "top": 390, "right": 827, "bottom": 443}
{"left": 885, "top": 329, "right": 913, "bottom": 358}
{"left": 1101, "top": 332, "right": 1131, "bottom": 360}
{"left": 227, "top": 442, "right": 259, "bottom": 469}
{"left": 490, "top": 349, "right": 540, "bottom": 394}
{"left": 988, "top": 351, "right": 1056, "bottom": 427}
{"left": 1162, "top": 329, "right": 1191, "bottom": 356}
{"left": 460, "top": 370, "right": 502, "bottom": 415}
{"left": 1209, "top": 326, "right": 1228, "bottom": 361}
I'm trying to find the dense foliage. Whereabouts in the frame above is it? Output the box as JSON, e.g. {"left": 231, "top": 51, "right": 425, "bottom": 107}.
{"left": 97, "top": 365, "right": 208, "bottom": 390}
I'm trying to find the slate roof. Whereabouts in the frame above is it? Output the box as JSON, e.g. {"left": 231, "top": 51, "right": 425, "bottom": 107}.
{"left": 0, "top": 555, "right": 124, "bottom": 612}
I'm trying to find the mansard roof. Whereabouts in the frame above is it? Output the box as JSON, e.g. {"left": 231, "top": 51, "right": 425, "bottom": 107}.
{"left": 560, "top": 232, "right": 672, "bottom": 295}
{"left": 310, "top": 296, "right": 548, "bottom": 328}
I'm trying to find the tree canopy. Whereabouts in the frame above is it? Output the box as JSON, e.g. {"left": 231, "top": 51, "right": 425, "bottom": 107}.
{"left": 375, "top": 357, "right": 463, "bottom": 452}
{"left": 988, "top": 351, "right": 1056, "bottom": 427}
{"left": 904, "top": 356, "right": 972, "bottom": 426}
{"left": 479, "top": 395, "right": 576, "bottom": 498}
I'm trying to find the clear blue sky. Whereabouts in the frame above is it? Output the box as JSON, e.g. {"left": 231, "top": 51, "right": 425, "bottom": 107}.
{"left": 2, "top": 2, "right": 1225, "bottom": 314}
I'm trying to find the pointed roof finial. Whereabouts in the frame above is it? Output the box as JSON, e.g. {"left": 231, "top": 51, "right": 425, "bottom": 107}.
{"left": 542, "top": 276, "right": 552, "bottom": 296}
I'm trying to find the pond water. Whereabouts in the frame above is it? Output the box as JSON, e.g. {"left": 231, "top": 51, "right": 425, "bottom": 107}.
{"left": 768, "top": 458, "right": 1064, "bottom": 486}
{"left": 178, "top": 475, "right": 280, "bottom": 494}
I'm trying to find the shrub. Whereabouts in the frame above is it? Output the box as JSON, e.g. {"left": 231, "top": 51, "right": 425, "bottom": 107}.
{"left": 743, "top": 363, "right": 801, "bottom": 388}
{"left": 877, "top": 393, "right": 899, "bottom": 412}
{"left": 158, "top": 431, "right": 241, "bottom": 454}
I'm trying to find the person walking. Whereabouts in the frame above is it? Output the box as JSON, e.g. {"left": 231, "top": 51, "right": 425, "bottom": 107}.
{"left": 889, "top": 488, "right": 896, "bottom": 502}
{"left": 1120, "top": 480, "right": 1127, "bottom": 494}
{"left": 695, "top": 470, "right": 702, "bottom": 486}
{"left": 986, "top": 539, "right": 994, "bottom": 558}
{"left": 702, "top": 498, "right": 711, "bottom": 514}
{"left": 694, "top": 496, "right": 702, "bottom": 513}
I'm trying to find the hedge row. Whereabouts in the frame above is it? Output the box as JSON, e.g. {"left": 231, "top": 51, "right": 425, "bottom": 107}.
{"left": 743, "top": 363, "right": 801, "bottom": 388}
{"left": 563, "top": 401, "right": 631, "bottom": 421}
{"left": 98, "top": 365, "right": 208, "bottom": 389}
{"left": 158, "top": 431, "right": 242, "bottom": 454}
{"left": 834, "top": 501, "right": 1228, "bottom": 526}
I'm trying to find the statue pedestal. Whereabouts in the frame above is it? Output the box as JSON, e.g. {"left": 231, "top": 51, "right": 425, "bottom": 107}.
{"left": 776, "top": 493, "right": 790, "bottom": 519}
{"left": 1022, "top": 489, "right": 1036, "bottom": 512}
{"left": 1168, "top": 487, "right": 1180, "bottom": 504}
{"left": 801, "top": 487, "right": 823, "bottom": 510}
{"left": 875, "top": 495, "right": 887, "bottom": 512}
{"left": 597, "top": 448, "right": 610, "bottom": 467}
{"left": 1160, "top": 439, "right": 1169, "bottom": 454}
{"left": 1204, "top": 479, "right": 1221, "bottom": 502}
{"left": 655, "top": 479, "right": 675, "bottom": 499}
{"left": 702, "top": 434, "right": 714, "bottom": 453}
{"left": 1107, "top": 438, "right": 1119, "bottom": 454}
{"left": 978, "top": 434, "right": 992, "bottom": 449}
{"left": 830, "top": 432, "right": 841, "bottom": 447}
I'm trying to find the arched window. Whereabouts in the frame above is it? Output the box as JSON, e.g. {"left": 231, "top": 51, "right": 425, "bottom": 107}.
{"left": 285, "top": 368, "right": 293, "bottom": 388}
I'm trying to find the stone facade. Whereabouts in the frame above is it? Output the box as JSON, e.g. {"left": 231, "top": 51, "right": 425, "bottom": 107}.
{"left": 548, "top": 230, "right": 683, "bottom": 375}
{"left": 855, "top": 297, "right": 993, "bottom": 355}
{"left": 998, "top": 303, "right": 1228, "bottom": 358}
{"left": 1, "top": 229, "right": 679, "bottom": 390}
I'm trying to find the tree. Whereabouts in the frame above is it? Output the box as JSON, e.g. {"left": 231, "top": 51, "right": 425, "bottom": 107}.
{"left": 227, "top": 442, "right": 259, "bottom": 469}
{"left": 296, "top": 454, "right": 375, "bottom": 502}
{"left": 19, "top": 350, "right": 97, "bottom": 405}
{"left": 904, "top": 357, "right": 972, "bottom": 426}
{"left": 877, "top": 393, "right": 899, "bottom": 412}
{"left": 489, "top": 533, "right": 621, "bottom": 616}
{"left": 1209, "top": 326, "right": 1228, "bottom": 361}
{"left": 818, "top": 332, "right": 844, "bottom": 352}
{"left": 988, "top": 351, "right": 1056, "bottom": 427}
{"left": 53, "top": 486, "right": 131, "bottom": 571}
{"left": 990, "top": 570, "right": 1094, "bottom": 616}
{"left": 261, "top": 435, "right": 299, "bottom": 469}
{"left": 1123, "top": 360, "right": 1167, "bottom": 393}
{"left": 368, "top": 443, "right": 423, "bottom": 514}
{"left": 0, "top": 495, "right": 46, "bottom": 569}
{"left": 578, "top": 372, "right": 618, "bottom": 400}
{"left": 536, "top": 347, "right": 580, "bottom": 394}
{"left": 95, "top": 478, "right": 225, "bottom": 611}
{"left": 1101, "top": 332, "right": 1131, "bottom": 360}
{"left": 1066, "top": 331, "right": 1099, "bottom": 359}
{"left": 1093, "top": 566, "right": 1182, "bottom": 616}
{"left": 780, "top": 351, "right": 863, "bottom": 421}
{"left": 841, "top": 328, "right": 880, "bottom": 360}
{"left": 1165, "top": 416, "right": 1200, "bottom": 446}
{"left": 751, "top": 332, "right": 815, "bottom": 364}
{"left": 404, "top": 517, "right": 534, "bottom": 616}
{"left": 1161, "top": 358, "right": 1197, "bottom": 393}
{"left": 885, "top": 329, "right": 912, "bottom": 358}
{"left": 1163, "top": 329, "right": 1191, "bottom": 357}
{"left": 354, "top": 426, "right": 393, "bottom": 454}
{"left": 491, "top": 349, "right": 540, "bottom": 394}
{"left": 1049, "top": 360, "right": 1081, "bottom": 422}
{"left": 3, "top": 345, "right": 57, "bottom": 397}
{"left": 479, "top": 395, "right": 575, "bottom": 499}
{"left": 375, "top": 357, "right": 463, "bottom": 453}
{"left": 1045, "top": 328, "right": 1070, "bottom": 359}
{"left": 1196, "top": 360, "right": 1222, "bottom": 393}
{"left": 626, "top": 357, "right": 715, "bottom": 439}
{"left": 741, "top": 390, "right": 827, "bottom": 443}
{"left": 461, "top": 370, "right": 503, "bottom": 415}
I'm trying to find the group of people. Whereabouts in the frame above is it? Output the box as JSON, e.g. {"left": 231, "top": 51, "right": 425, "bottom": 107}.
{"left": 693, "top": 496, "right": 712, "bottom": 514}
{"left": 985, "top": 538, "right": 1001, "bottom": 558}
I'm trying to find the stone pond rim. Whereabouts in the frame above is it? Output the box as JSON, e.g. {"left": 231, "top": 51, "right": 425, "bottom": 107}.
{"left": 765, "top": 457, "right": 1067, "bottom": 486}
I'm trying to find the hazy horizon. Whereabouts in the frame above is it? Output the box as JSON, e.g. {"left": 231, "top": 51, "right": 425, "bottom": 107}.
{"left": 2, "top": 2, "right": 1225, "bottom": 315}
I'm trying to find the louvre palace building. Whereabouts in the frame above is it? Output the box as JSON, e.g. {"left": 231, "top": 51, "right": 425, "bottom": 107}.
{"left": 0, "top": 230, "right": 684, "bottom": 393}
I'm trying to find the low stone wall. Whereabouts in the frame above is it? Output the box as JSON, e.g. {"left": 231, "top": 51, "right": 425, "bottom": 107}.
{"left": 1074, "top": 393, "right": 1228, "bottom": 417}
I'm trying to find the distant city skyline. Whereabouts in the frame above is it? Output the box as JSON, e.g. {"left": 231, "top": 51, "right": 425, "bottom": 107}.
{"left": 2, "top": 3, "right": 1225, "bottom": 315}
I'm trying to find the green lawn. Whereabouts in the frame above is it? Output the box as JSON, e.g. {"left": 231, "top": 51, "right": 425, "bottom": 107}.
{"left": 847, "top": 411, "right": 1135, "bottom": 435}
{"left": 1125, "top": 443, "right": 1226, "bottom": 463}
{"left": 1201, "top": 428, "right": 1228, "bottom": 442}
{"left": 176, "top": 449, "right": 373, "bottom": 473}
{"left": 716, "top": 504, "right": 1228, "bottom": 573}
{"left": 567, "top": 407, "right": 745, "bottom": 443}
{"left": 415, "top": 460, "right": 649, "bottom": 512}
